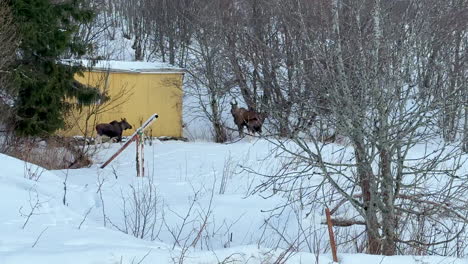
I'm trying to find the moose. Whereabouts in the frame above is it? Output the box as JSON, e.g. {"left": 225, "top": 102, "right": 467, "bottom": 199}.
{"left": 95, "top": 118, "right": 133, "bottom": 146}
{"left": 230, "top": 100, "right": 267, "bottom": 138}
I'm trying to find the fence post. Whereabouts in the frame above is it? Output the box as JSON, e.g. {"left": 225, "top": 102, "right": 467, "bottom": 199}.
{"left": 141, "top": 136, "right": 145, "bottom": 177}
{"left": 136, "top": 134, "right": 140, "bottom": 177}
{"left": 135, "top": 130, "right": 145, "bottom": 177}
{"left": 325, "top": 207, "right": 338, "bottom": 263}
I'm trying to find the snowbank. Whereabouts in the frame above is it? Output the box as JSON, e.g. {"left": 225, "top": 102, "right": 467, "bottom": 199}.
{"left": 0, "top": 140, "right": 467, "bottom": 263}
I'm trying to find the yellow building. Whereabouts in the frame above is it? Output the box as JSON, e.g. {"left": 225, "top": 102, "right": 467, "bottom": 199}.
{"left": 62, "top": 60, "right": 184, "bottom": 138}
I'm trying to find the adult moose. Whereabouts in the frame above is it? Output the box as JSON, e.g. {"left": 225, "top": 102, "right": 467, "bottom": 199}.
{"left": 95, "top": 118, "right": 133, "bottom": 146}
{"left": 230, "top": 100, "right": 266, "bottom": 138}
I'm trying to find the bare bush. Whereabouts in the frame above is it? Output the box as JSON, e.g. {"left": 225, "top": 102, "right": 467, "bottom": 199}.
{"left": 19, "top": 188, "right": 45, "bottom": 229}
{"left": 5, "top": 136, "right": 92, "bottom": 170}
{"left": 219, "top": 152, "right": 237, "bottom": 195}
{"left": 110, "top": 175, "right": 162, "bottom": 240}
{"left": 168, "top": 185, "right": 215, "bottom": 264}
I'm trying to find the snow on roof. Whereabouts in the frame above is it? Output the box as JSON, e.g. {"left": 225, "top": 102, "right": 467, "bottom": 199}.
{"left": 61, "top": 59, "right": 185, "bottom": 74}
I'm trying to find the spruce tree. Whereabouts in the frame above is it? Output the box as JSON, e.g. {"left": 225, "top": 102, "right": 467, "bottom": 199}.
{"left": 10, "top": 0, "right": 100, "bottom": 136}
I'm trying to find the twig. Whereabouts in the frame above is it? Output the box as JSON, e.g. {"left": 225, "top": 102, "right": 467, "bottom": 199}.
{"left": 32, "top": 227, "right": 49, "bottom": 248}
{"left": 132, "top": 249, "right": 152, "bottom": 264}
{"left": 78, "top": 206, "right": 94, "bottom": 229}
{"left": 396, "top": 227, "right": 465, "bottom": 247}
{"left": 96, "top": 174, "right": 107, "bottom": 227}
{"left": 63, "top": 170, "right": 69, "bottom": 205}
{"left": 20, "top": 190, "right": 41, "bottom": 229}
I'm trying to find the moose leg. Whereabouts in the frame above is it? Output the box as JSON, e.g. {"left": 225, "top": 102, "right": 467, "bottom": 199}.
{"left": 105, "top": 137, "right": 114, "bottom": 149}
{"left": 95, "top": 135, "right": 102, "bottom": 149}
{"left": 247, "top": 128, "right": 254, "bottom": 142}
{"left": 238, "top": 125, "right": 244, "bottom": 138}
{"left": 117, "top": 134, "right": 122, "bottom": 143}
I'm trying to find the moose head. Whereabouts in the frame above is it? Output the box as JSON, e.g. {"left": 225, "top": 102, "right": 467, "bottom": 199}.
{"left": 118, "top": 118, "right": 132, "bottom": 131}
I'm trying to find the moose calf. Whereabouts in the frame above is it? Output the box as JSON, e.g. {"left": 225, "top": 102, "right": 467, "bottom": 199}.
{"left": 230, "top": 100, "right": 266, "bottom": 138}
{"left": 95, "top": 118, "right": 133, "bottom": 146}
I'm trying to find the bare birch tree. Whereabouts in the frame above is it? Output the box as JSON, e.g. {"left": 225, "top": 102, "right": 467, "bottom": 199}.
{"left": 184, "top": 0, "right": 232, "bottom": 142}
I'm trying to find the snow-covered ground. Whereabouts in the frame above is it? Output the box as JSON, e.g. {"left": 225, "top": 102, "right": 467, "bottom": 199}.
{"left": 0, "top": 139, "right": 467, "bottom": 264}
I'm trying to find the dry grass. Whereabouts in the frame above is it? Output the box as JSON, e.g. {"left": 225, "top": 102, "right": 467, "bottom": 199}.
{"left": 4, "top": 136, "right": 92, "bottom": 170}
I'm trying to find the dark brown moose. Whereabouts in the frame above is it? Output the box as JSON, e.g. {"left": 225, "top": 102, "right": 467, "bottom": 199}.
{"left": 230, "top": 100, "right": 266, "bottom": 138}
{"left": 95, "top": 118, "right": 133, "bottom": 145}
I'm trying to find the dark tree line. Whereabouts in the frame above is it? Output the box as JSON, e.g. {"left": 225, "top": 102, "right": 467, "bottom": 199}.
{"left": 0, "top": 0, "right": 102, "bottom": 136}
{"left": 1, "top": 0, "right": 465, "bottom": 141}
{"left": 98, "top": 0, "right": 465, "bottom": 144}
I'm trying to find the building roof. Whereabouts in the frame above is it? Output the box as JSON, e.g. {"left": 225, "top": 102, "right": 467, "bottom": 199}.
{"left": 62, "top": 59, "right": 185, "bottom": 74}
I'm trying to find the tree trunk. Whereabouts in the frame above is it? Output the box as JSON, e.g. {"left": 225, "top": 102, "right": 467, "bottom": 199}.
{"left": 169, "top": 34, "right": 175, "bottom": 65}
{"left": 132, "top": 18, "right": 143, "bottom": 61}
{"left": 379, "top": 138, "right": 396, "bottom": 255}
{"left": 376, "top": 84, "right": 396, "bottom": 256}
{"left": 210, "top": 98, "right": 227, "bottom": 143}
{"left": 354, "top": 138, "right": 382, "bottom": 254}
{"left": 225, "top": 36, "right": 255, "bottom": 109}
{"left": 443, "top": 30, "right": 463, "bottom": 142}
{"left": 464, "top": 106, "right": 468, "bottom": 152}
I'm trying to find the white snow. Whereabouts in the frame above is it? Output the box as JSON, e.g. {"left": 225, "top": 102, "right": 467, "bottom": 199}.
{"left": 0, "top": 140, "right": 467, "bottom": 263}
{"left": 61, "top": 59, "right": 185, "bottom": 73}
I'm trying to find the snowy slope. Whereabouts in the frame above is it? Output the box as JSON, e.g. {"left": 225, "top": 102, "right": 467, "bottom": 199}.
{"left": 0, "top": 153, "right": 172, "bottom": 264}
{"left": 0, "top": 140, "right": 467, "bottom": 264}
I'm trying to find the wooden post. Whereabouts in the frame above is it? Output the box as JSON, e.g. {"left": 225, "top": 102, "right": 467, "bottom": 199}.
{"left": 135, "top": 132, "right": 145, "bottom": 177}
{"left": 135, "top": 130, "right": 145, "bottom": 177}
{"left": 136, "top": 135, "right": 140, "bottom": 177}
{"left": 325, "top": 208, "right": 338, "bottom": 263}
{"left": 141, "top": 138, "right": 145, "bottom": 177}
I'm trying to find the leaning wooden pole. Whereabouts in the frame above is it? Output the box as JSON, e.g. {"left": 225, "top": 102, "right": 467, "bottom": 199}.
{"left": 100, "top": 113, "right": 158, "bottom": 169}
{"left": 325, "top": 207, "right": 339, "bottom": 263}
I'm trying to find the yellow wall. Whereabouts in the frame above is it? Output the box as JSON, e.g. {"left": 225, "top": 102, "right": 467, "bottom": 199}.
{"left": 62, "top": 71, "right": 184, "bottom": 138}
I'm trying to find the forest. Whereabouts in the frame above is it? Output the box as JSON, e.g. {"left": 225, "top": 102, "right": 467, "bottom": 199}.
{"left": 0, "top": 0, "right": 467, "bottom": 260}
